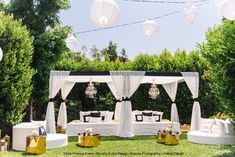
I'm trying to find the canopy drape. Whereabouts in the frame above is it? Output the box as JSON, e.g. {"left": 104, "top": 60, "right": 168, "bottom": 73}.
{"left": 57, "top": 81, "right": 76, "bottom": 129}
{"left": 110, "top": 71, "right": 145, "bottom": 137}
{"left": 46, "top": 71, "right": 70, "bottom": 133}
{"left": 181, "top": 72, "right": 200, "bottom": 131}
{"left": 162, "top": 82, "right": 179, "bottom": 122}
{"left": 107, "top": 82, "right": 122, "bottom": 121}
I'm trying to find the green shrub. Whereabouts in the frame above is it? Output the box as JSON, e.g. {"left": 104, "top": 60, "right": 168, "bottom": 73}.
{"left": 0, "top": 12, "right": 34, "bottom": 134}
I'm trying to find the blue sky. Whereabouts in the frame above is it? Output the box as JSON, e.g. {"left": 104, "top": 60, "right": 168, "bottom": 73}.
{"left": 60, "top": 0, "right": 222, "bottom": 59}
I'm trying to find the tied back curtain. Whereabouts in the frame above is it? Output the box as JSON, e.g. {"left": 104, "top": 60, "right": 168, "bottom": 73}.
{"left": 162, "top": 82, "right": 179, "bottom": 123}
{"left": 107, "top": 82, "right": 122, "bottom": 121}
{"left": 46, "top": 71, "right": 70, "bottom": 133}
{"left": 181, "top": 72, "right": 200, "bottom": 131}
{"left": 110, "top": 71, "right": 145, "bottom": 137}
{"left": 57, "top": 81, "right": 76, "bottom": 129}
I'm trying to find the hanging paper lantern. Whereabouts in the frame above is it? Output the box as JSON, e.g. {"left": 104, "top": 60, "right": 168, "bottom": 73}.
{"left": 85, "top": 81, "right": 97, "bottom": 98}
{"left": 214, "top": 0, "right": 227, "bottom": 9}
{"left": 0, "top": 47, "right": 3, "bottom": 62}
{"left": 141, "top": 20, "right": 159, "bottom": 37}
{"left": 90, "top": 0, "right": 120, "bottom": 28}
{"left": 65, "top": 34, "right": 78, "bottom": 52}
{"left": 221, "top": 0, "right": 235, "bottom": 20}
{"left": 184, "top": 4, "right": 198, "bottom": 24}
{"left": 148, "top": 84, "right": 160, "bottom": 99}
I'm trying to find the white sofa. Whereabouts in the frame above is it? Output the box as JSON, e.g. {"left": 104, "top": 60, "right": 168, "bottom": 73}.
{"left": 13, "top": 122, "right": 68, "bottom": 151}
{"left": 67, "top": 110, "right": 181, "bottom": 136}
{"left": 188, "top": 118, "right": 235, "bottom": 145}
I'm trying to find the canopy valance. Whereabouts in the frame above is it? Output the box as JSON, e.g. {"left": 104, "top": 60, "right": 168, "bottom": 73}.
{"left": 45, "top": 71, "right": 199, "bottom": 137}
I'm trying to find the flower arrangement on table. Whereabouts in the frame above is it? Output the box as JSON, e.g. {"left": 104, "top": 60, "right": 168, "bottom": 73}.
{"left": 156, "top": 125, "right": 180, "bottom": 145}
{"left": 0, "top": 135, "right": 10, "bottom": 151}
{"left": 77, "top": 128, "right": 100, "bottom": 147}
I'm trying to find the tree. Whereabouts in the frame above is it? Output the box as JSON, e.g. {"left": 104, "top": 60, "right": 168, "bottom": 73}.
{"left": 119, "top": 48, "right": 128, "bottom": 63}
{"left": 200, "top": 20, "right": 235, "bottom": 120}
{"left": 0, "top": 12, "right": 34, "bottom": 133}
{"left": 7, "top": 0, "right": 71, "bottom": 120}
{"left": 102, "top": 41, "right": 118, "bottom": 62}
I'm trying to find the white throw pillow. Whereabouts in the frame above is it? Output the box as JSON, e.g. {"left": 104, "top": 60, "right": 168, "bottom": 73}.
{"left": 200, "top": 118, "right": 214, "bottom": 133}
{"left": 31, "top": 120, "right": 47, "bottom": 129}
{"left": 215, "top": 118, "right": 227, "bottom": 135}
{"left": 100, "top": 111, "right": 109, "bottom": 121}
{"left": 89, "top": 117, "right": 102, "bottom": 123}
{"left": 80, "top": 111, "right": 90, "bottom": 122}
{"left": 105, "top": 112, "right": 113, "bottom": 122}
{"left": 225, "top": 119, "right": 235, "bottom": 135}
{"left": 157, "top": 112, "right": 164, "bottom": 121}
{"left": 143, "top": 115, "right": 154, "bottom": 122}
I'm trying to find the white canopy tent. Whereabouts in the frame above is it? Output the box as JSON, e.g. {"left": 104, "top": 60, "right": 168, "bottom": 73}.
{"left": 45, "top": 71, "right": 199, "bottom": 137}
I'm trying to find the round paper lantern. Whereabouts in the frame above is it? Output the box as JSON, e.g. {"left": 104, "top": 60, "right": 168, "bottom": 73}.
{"left": 141, "top": 20, "right": 159, "bottom": 37}
{"left": 0, "top": 47, "right": 3, "bottom": 62}
{"left": 221, "top": 0, "right": 235, "bottom": 20}
{"left": 90, "top": 0, "right": 120, "bottom": 28}
{"left": 214, "top": 0, "right": 226, "bottom": 9}
{"left": 65, "top": 34, "right": 78, "bottom": 52}
{"left": 184, "top": 4, "right": 198, "bottom": 24}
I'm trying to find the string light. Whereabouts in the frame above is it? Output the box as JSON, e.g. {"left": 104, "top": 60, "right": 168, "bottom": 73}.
{"left": 121, "top": 0, "right": 209, "bottom": 4}
{"left": 73, "top": 0, "right": 211, "bottom": 35}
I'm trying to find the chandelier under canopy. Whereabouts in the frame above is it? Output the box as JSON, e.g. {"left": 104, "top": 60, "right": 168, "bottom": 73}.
{"left": 85, "top": 79, "right": 97, "bottom": 98}
{"left": 148, "top": 81, "right": 160, "bottom": 99}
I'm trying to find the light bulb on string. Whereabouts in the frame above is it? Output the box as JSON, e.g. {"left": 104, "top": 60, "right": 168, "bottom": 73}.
{"left": 90, "top": 0, "right": 120, "bottom": 28}
{"left": 141, "top": 20, "right": 159, "bottom": 38}
{"left": 65, "top": 34, "right": 78, "bottom": 52}
{"left": 184, "top": 3, "right": 197, "bottom": 24}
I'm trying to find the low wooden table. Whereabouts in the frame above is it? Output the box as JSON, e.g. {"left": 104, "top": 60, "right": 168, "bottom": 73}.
{"left": 77, "top": 133, "right": 100, "bottom": 147}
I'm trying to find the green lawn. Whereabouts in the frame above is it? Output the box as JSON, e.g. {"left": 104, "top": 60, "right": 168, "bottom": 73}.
{"left": 1, "top": 134, "right": 235, "bottom": 157}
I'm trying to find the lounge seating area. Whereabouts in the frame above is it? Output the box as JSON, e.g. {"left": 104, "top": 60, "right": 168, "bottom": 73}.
{"left": 67, "top": 110, "right": 181, "bottom": 136}
{"left": 12, "top": 122, "right": 68, "bottom": 151}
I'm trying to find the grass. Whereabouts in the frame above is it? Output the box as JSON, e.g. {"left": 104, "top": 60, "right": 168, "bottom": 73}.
{"left": 1, "top": 134, "right": 235, "bottom": 157}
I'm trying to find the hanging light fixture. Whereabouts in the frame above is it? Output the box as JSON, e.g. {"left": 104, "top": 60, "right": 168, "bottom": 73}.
{"left": 90, "top": 0, "right": 120, "bottom": 28}
{"left": 148, "top": 80, "right": 160, "bottom": 99}
{"left": 90, "top": 0, "right": 119, "bottom": 28}
{"left": 65, "top": 34, "right": 78, "bottom": 52}
{"left": 0, "top": 47, "right": 3, "bottom": 62}
{"left": 214, "top": 0, "right": 227, "bottom": 9}
{"left": 221, "top": 0, "right": 235, "bottom": 20}
{"left": 184, "top": 3, "right": 197, "bottom": 24}
{"left": 85, "top": 78, "right": 97, "bottom": 98}
{"left": 141, "top": 20, "right": 159, "bottom": 37}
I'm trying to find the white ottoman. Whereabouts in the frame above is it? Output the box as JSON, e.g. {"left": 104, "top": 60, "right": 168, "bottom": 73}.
{"left": 46, "top": 134, "right": 68, "bottom": 149}
{"left": 13, "top": 123, "right": 68, "bottom": 151}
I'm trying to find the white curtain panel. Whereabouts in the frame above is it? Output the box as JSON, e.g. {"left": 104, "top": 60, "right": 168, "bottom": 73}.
{"left": 162, "top": 82, "right": 179, "bottom": 122}
{"left": 107, "top": 82, "right": 122, "bottom": 121}
{"left": 181, "top": 72, "right": 199, "bottom": 99}
{"left": 190, "top": 101, "right": 201, "bottom": 131}
{"left": 57, "top": 81, "right": 76, "bottom": 129}
{"left": 46, "top": 102, "right": 56, "bottom": 133}
{"left": 181, "top": 72, "right": 200, "bottom": 130}
{"left": 110, "top": 71, "right": 145, "bottom": 137}
{"left": 171, "top": 103, "right": 179, "bottom": 123}
{"left": 46, "top": 71, "right": 70, "bottom": 133}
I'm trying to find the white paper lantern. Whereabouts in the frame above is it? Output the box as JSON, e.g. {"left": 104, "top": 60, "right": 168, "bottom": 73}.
{"left": 65, "top": 34, "right": 78, "bottom": 52}
{"left": 221, "top": 0, "right": 235, "bottom": 20}
{"left": 141, "top": 20, "right": 159, "bottom": 37}
{"left": 214, "top": 0, "right": 227, "bottom": 9}
{"left": 90, "top": 0, "right": 120, "bottom": 28}
{"left": 0, "top": 47, "right": 3, "bottom": 62}
{"left": 184, "top": 4, "right": 198, "bottom": 24}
